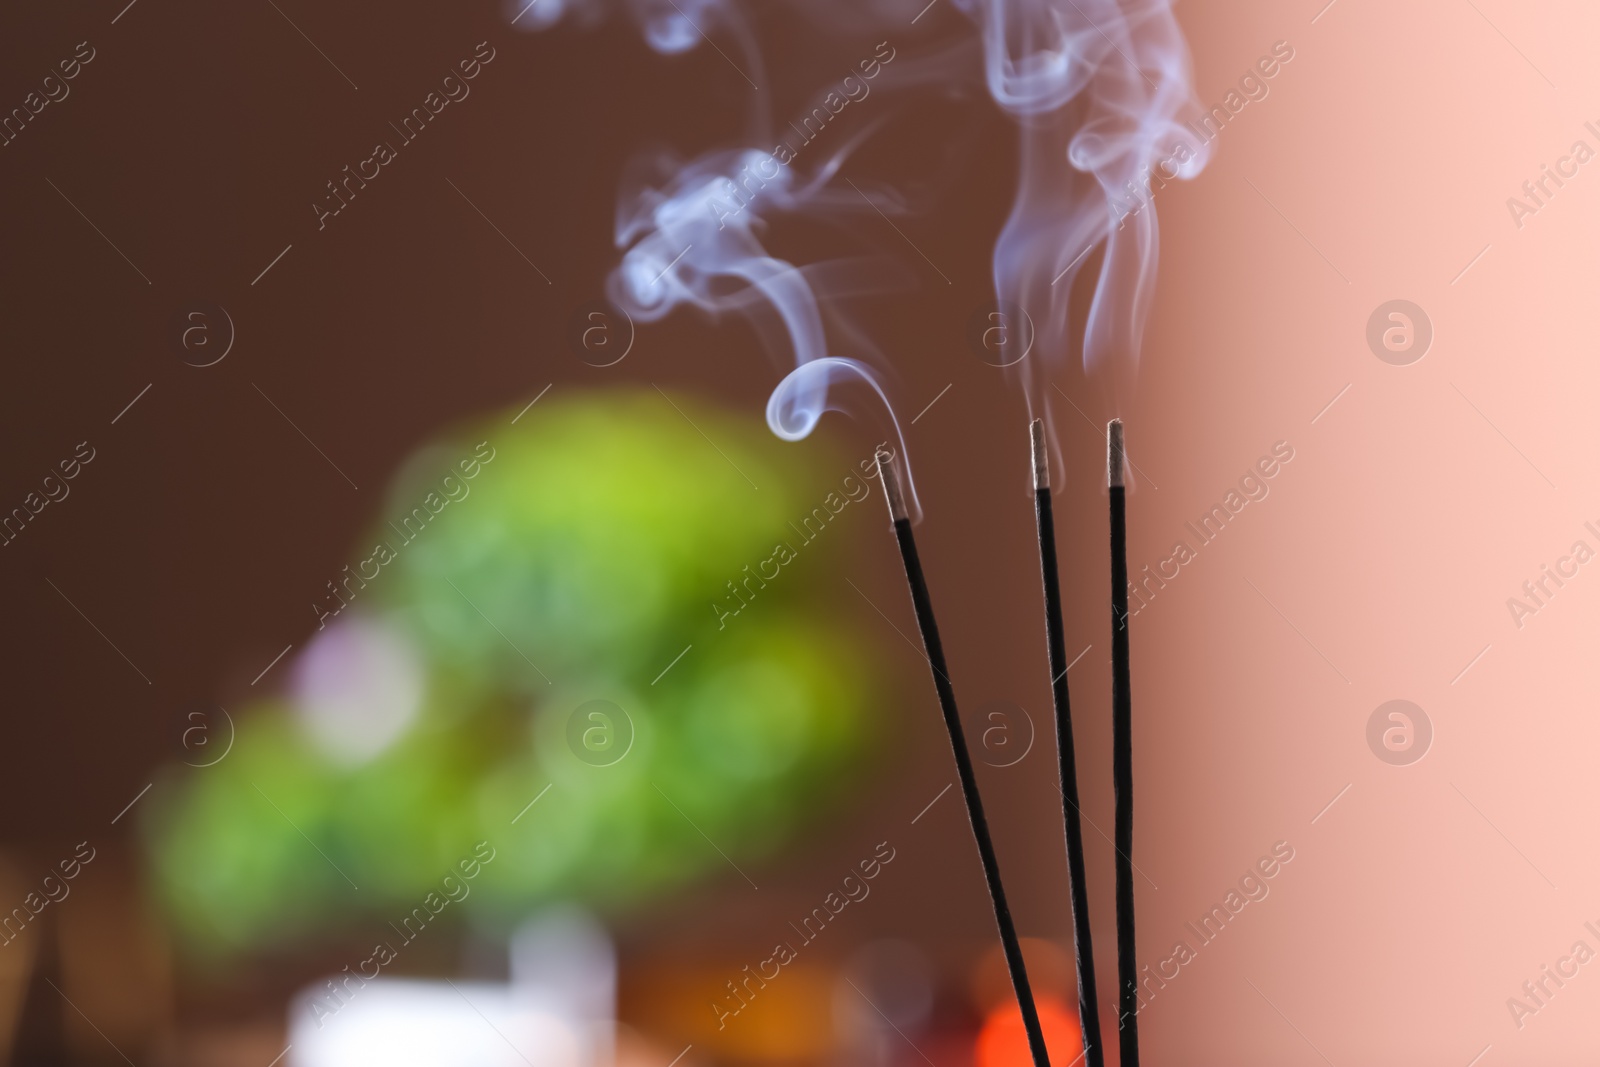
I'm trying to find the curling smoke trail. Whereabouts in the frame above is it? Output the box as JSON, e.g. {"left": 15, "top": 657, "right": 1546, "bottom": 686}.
{"left": 981, "top": 0, "right": 1211, "bottom": 407}
{"left": 508, "top": 0, "right": 732, "bottom": 54}
{"left": 604, "top": 144, "right": 923, "bottom": 514}
{"left": 515, "top": 0, "right": 1209, "bottom": 497}
{"left": 511, "top": 0, "right": 928, "bottom": 515}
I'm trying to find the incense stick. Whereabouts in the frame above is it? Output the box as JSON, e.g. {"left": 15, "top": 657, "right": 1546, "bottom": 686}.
{"left": 875, "top": 451, "right": 1052, "bottom": 1067}
{"left": 1107, "top": 420, "right": 1138, "bottom": 1067}
{"left": 1031, "top": 421, "right": 1104, "bottom": 1067}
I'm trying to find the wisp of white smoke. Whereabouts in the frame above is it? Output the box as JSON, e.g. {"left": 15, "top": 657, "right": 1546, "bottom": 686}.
{"left": 514, "top": 0, "right": 1209, "bottom": 493}
{"left": 979, "top": 0, "right": 1210, "bottom": 414}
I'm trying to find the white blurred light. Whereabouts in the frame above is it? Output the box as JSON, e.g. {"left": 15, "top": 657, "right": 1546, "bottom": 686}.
{"left": 291, "top": 616, "right": 423, "bottom": 766}
{"left": 513, "top": 906, "right": 617, "bottom": 1066}
{"left": 289, "top": 908, "right": 617, "bottom": 1067}
{"left": 289, "top": 980, "right": 580, "bottom": 1067}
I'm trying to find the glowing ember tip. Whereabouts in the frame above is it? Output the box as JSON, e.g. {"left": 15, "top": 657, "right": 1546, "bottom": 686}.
{"left": 1030, "top": 419, "right": 1049, "bottom": 491}
{"left": 1108, "top": 419, "right": 1126, "bottom": 489}
{"left": 877, "top": 449, "right": 909, "bottom": 522}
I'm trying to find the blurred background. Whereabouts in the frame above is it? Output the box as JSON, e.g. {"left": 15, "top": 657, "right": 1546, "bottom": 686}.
{"left": 2, "top": 0, "right": 1599, "bottom": 1064}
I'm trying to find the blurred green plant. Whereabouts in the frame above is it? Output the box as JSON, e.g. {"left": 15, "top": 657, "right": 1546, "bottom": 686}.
{"left": 149, "top": 391, "right": 878, "bottom": 957}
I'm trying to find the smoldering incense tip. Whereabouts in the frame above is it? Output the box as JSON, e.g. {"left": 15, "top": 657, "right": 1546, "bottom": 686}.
{"left": 1030, "top": 419, "right": 1049, "bottom": 492}
{"left": 877, "top": 449, "right": 909, "bottom": 522}
{"left": 1107, "top": 419, "right": 1126, "bottom": 489}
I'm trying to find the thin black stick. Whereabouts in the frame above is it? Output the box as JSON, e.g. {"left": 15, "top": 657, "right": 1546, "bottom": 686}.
{"left": 1031, "top": 421, "right": 1104, "bottom": 1067}
{"left": 875, "top": 452, "right": 1051, "bottom": 1067}
{"left": 1107, "top": 420, "right": 1138, "bottom": 1067}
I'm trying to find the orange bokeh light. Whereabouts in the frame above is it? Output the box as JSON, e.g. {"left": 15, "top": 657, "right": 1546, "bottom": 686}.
{"left": 975, "top": 995, "right": 1084, "bottom": 1067}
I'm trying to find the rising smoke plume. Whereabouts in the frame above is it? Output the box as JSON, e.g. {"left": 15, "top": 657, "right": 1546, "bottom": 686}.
{"left": 513, "top": 0, "right": 1210, "bottom": 488}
